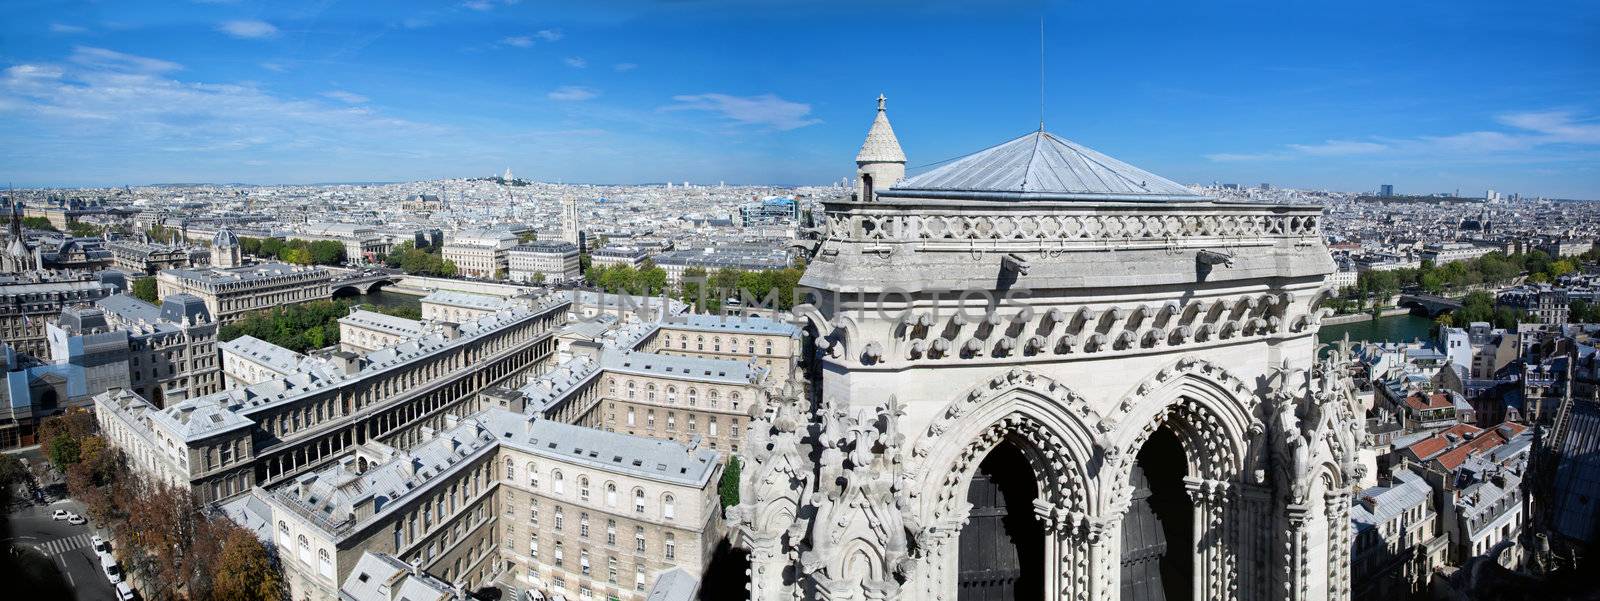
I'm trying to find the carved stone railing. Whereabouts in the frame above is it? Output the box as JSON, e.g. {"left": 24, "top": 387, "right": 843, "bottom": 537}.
{"left": 822, "top": 201, "right": 1322, "bottom": 248}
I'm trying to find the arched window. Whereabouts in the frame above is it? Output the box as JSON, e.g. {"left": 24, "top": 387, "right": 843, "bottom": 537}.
{"left": 554, "top": 506, "right": 564, "bottom": 530}
{"left": 634, "top": 488, "right": 646, "bottom": 513}
{"left": 696, "top": 335, "right": 704, "bottom": 350}
{"left": 279, "top": 521, "right": 289, "bottom": 537}
{"left": 606, "top": 482, "right": 618, "bottom": 506}
{"left": 731, "top": 392, "right": 742, "bottom": 410}
{"left": 505, "top": 457, "right": 515, "bottom": 479}
{"left": 687, "top": 387, "right": 698, "bottom": 406}
{"left": 607, "top": 377, "right": 617, "bottom": 396}
{"left": 527, "top": 462, "right": 539, "bottom": 487}
{"left": 666, "top": 386, "right": 677, "bottom": 404}
{"left": 747, "top": 339, "right": 756, "bottom": 355}
{"left": 553, "top": 470, "right": 565, "bottom": 494}
{"left": 318, "top": 548, "right": 333, "bottom": 578}
{"left": 765, "top": 340, "right": 773, "bottom": 355}
{"left": 579, "top": 476, "right": 591, "bottom": 501}
{"left": 713, "top": 337, "right": 721, "bottom": 352}
{"left": 297, "top": 535, "right": 310, "bottom": 564}
{"left": 646, "top": 384, "right": 657, "bottom": 402}
{"left": 708, "top": 390, "right": 720, "bottom": 408}
{"left": 679, "top": 334, "right": 688, "bottom": 349}
{"left": 626, "top": 381, "right": 636, "bottom": 399}
{"left": 663, "top": 494, "right": 676, "bottom": 520}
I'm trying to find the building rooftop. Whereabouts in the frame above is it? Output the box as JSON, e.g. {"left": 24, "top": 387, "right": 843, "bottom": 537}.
{"left": 660, "top": 313, "right": 799, "bottom": 337}
{"left": 270, "top": 406, "right": 717, "bottom": 539}
{"left": 600, "top": 349, "right": 765, "bottom": 385}
{"left": 883, "top": 130, "right": 1209, "bottom": 202}
{"left": 1350, "top": 467, "right": 1431, "bottom": 533}
{"left": 339, "top": 309, "right": 426, "bottom": 339}
{"left": 340, "top": 551, "right": 462, "bottom": 601}
{"left": 419, "top": 290, "right": 511, "bottom": 311}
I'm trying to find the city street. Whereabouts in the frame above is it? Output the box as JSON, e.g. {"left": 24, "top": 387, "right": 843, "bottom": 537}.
{"left": 4, "top": 499, "right": 117, "bottom": 601}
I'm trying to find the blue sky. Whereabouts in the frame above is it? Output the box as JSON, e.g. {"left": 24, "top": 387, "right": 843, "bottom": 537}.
{"left": 1, "top": 0, "right": 1597, "bottom": 198}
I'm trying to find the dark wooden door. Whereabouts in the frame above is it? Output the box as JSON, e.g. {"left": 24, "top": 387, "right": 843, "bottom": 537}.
{"left": 958, "top": 444, "right": 1042, "bottom": 601}
{"left": 1121, "top": 461, "right": 1169, "bottom": 601}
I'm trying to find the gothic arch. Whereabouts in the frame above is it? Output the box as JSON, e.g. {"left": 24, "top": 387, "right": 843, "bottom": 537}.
{"left": 906, "top": 368, "right": 1104, "bottom": 531}
{"left": 1098, "top": 357, "right": 1257, "bottom": 516}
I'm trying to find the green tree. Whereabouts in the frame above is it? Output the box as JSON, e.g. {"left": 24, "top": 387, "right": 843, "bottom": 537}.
{"left": 20, "top": 216, "right": 57, "bottom": 231}
{"left": 67, "top": 222, "right": 103, "bottom": 237}
{"left": 47, "top": 435, "right": 80, "bottom": 469}
{"left": 530, "top": 272, "right": 546, "bottom": 284}
{"left": 0, "top": 453, "right": 25, "bottom": 506}
{"left": 131, "top": 278, "right": 159, "bottom": 304}
{"left": 718, "top": 456, "right": 741, "bottom": 510}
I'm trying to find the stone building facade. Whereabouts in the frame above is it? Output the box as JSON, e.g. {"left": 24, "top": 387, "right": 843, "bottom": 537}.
{"left": 340, "top": 309, "right": 428, "bottom": 354}
{"left": 95, "top": 292, "right": 570, "bottom": 504}
{"left": 653, "top": 314, "right": 801, "bottom": 382}
{"left": 595, "top": 349, "right": 766, "bottom": 453}
{"left": 109, "top": 238, "right": 195, "bottom": 275}
{"left": 442, "top": 230, "right": 518, "bottom": 279}
{"left": 156, "top": 261, "right": 332, "bottom": 325}
{"left": 507, "top": 241, "right": 581, "bottom": 284}
{"left": 731, "top": 99, "right": 1366, "bottom": 601}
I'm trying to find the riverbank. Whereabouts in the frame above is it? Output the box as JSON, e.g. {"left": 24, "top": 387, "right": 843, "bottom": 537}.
{"left": 1318, "top": 313, "right": 1436, "bottom": 346}
{"left": 1322, "top": 307, "right": 1413, "bottom": 326}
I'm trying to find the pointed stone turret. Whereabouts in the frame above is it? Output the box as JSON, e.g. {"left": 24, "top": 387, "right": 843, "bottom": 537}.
{"left": 855, "top": 94, "right": 905, "bottom": 202}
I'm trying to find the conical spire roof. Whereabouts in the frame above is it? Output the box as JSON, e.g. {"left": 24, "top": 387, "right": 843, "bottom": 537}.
{"left": 856, "top": 94, "right": 905, "bottom": 164}
{"left": 884, "top": 130, "right": 1207, "bottom": 202}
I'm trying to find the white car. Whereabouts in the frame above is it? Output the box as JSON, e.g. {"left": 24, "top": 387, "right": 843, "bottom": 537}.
{"left": 51, "top": 509, "right": 69, "bottom": 521}
{"left": 115, "top": 582, "right": 136, "bottom": 601}
{"left": 92, "top": 535, "right": 110, "bottom": 556}
{"left": 101, "top": 553, "right": 123, "bottom": 584}
{"left": 66, "top": 513, "right": 86, "bottom": 525}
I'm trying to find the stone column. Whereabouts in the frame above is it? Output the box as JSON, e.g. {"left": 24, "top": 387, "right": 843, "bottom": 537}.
{"left": 1186, "top": 478, "right": 1237, "bottom": 601}
{"left": 1086, "top": 513, "right": 1124, "bottom": 601}
{"left": 745, "top": 533, "right": 789, "bottom": 601}
{"left": 1281, "top": 503, "right": 1312, "bottom": 601}
{"left": 1323, "top": 491, "right": 1352, "bottom": 601}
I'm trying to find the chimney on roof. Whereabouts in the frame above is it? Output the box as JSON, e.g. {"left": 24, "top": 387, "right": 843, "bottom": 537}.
{"left": 440, "top": 321, "right": 461, "bottom": 340}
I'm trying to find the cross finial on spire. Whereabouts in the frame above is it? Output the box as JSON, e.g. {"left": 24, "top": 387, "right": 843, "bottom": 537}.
{"left": 876, "top": 94, "right": 886, "bottom": 111}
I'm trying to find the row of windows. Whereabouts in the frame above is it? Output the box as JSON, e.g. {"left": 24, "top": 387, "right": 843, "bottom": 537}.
{"left": 608, "top": 378, "right": 744, "bottom": 410}
{"left": 669, "top": 333, "right": 775, "bottom": 356}
{"left": 506, "top": 460, "right": 679, "bottom": 520}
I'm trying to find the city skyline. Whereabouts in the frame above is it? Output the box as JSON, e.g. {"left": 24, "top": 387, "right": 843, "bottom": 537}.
{"left": 1, "top": 0, "right": 1597, "bottom": 198}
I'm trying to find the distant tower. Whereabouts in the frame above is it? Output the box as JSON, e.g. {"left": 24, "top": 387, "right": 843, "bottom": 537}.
{"left": 856, "top": 94, "right": 906, "bottom": 202}
{"left": 3, "top": 201, "right": 36, "bottom": 274}
{"left": 561, "top": 197, "right": 581, "bottom": 246}
{"left": 212, "top": 227, "right": 242, "bottom": 268}
{"left": 504, "top": 167, "right": 514, "bottom": 183}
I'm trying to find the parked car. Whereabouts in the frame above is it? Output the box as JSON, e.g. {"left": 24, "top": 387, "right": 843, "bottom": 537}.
{"left": 92, "top": 535, "right": 110, "bottom": 556}
{"left": 101, "top": 553, "right": 123, "bottom": 584}
{"left": 66, "top": 513, "right": 86, "bottom": 525}
{"left": 51, "top": 509, "right": 69, "bottom": 520}
{"left": 115, "top": 582, "right": 136, "bottom": 601}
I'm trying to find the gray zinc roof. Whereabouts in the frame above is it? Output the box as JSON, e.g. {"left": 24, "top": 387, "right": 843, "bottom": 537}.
{"left": 883, "top": 130, "right": 1209, "bottom": 202}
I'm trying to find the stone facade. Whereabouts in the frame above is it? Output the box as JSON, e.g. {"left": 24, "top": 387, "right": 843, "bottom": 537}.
{"left": 156, "top": 262, "right": 332, "bottom": 325}
{"left": 652, "top": 314, "right": 801, "bottom": 383}
{"left": 730, "top": 101, "right": 1366, "bottom": 601}
{"left": 442, "top": 230, "right": 518, "bottom": 279}
{"left": 507, "top": 242, "right": 581, "bottom": 284}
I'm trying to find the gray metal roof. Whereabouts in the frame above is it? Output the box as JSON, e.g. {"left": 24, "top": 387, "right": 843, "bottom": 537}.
{"left": 883, "top": 130, "right": 1209, "bottom": 202}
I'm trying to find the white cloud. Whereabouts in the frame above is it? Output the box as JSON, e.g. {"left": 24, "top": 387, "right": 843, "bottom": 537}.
{"left": 463, "top": 0, "right": 519, "bottom": 11}
{"left": 1285, "top": 140, "right": 1387, "bottom": 156}
{"left": 50, "top": 23, "right": 88, "bottom": 34}
{"left": 662, "top": 93, "right": 821, "bottom": 131}
{"left": 0, "top": 47, "right": 431, "bottom": 150}
{"left": 548, "top": 86, "right": 598, "bottom": 101}
{"left": 613, "top": 62, "right": 637, "bottom": 72}
{"left": 501, "top": 36, "right": 534, "bottom": 48}
{"left": 217, "top": 20, "right": 279, "bottom": 39}
{"left": 1207, "top": 109, "right": 1600, "bottom": 163}
{"left": 1496, "top": 110, "right": 1600, "bottom": 144}
{"left": 260, "top": 62, "right": 288, "bottom": 72}
{"left": 536, "top": 29, "right": 563, "bottom": 42}
{"left": 70, "top": 46, "right": 183, "bottom": 73}
{"left": 563, "top": 56, "right": 587, "bottom": 69}
{"left": 322, "top": 90, "right": 369, "bottom": 104}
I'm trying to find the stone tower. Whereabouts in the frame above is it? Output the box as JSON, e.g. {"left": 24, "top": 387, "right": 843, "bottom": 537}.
{"left": 561, "top": 197, "right": 581, "bottom": 247}
{"left": 855, "top": 94, "right": 906, "bottom": 202}
{"left": 212, "top": 227, "right": 242, "bottom": 268}
{"left": 3, "top": 201, "right": 36, "bottom": 274}
{"left": 732, "top": 100, "right": 1365, "bottom": 601}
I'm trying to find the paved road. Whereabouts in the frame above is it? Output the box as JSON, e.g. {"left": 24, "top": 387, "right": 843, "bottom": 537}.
{"left": 4, "top": 496, "right": 119, "bottom": 601}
